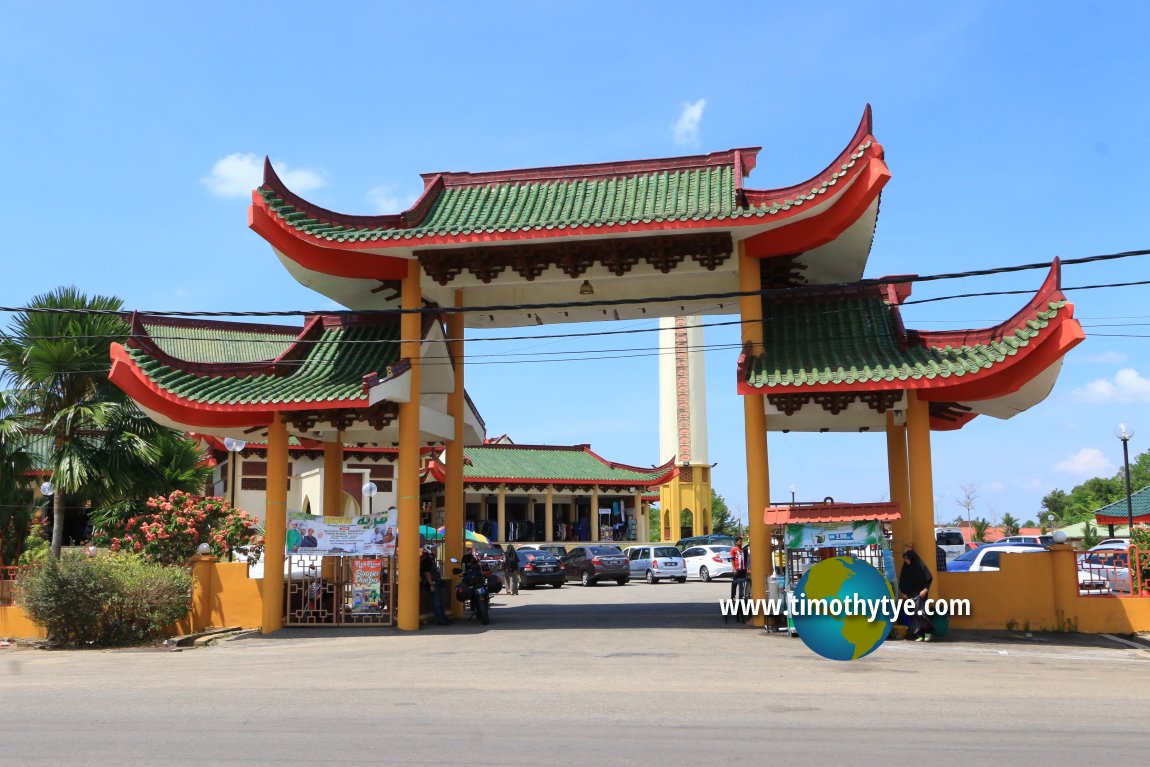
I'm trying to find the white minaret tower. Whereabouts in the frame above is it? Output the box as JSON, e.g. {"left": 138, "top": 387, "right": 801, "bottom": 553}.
{"left": 658, "top": 315, "right": 712, "bottom": 542}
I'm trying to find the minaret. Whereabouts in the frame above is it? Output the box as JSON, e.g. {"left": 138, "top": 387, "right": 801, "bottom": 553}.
{"left": 658, "top": 315, "right": 712, "bottom": 543}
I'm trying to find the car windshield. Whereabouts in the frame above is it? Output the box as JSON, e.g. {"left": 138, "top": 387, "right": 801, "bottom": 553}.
{"left": 654, "top": 547, "right": 680, "bottom": 558}
{"left": 589, "top": 546, "right": 622, "bottom": 556}
{"left": 937, "top": 532, "right": 965, "bottom": 546}
{"left": 954, "top": 548, "right": 980, "bottom": 563}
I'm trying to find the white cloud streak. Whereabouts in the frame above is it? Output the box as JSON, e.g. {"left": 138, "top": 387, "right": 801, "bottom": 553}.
{"left": 366, "top": 185, "right": 417, "bottom": 214}
{"left": 1073, "top": 368, "right": 1150, "bottom": 404}
{"left": 202, "top": 153, "right": 325, "bottom": 198}
{"left": 1053, "top": 448, "right": 1115, "bottom": 476}
{"left": 673, "top": 99, "right": 707, "bottom": 146}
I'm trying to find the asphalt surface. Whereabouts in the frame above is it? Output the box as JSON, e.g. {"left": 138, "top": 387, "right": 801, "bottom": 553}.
{"left": 3, "top": 580, "right": 1149, "bottom": 766}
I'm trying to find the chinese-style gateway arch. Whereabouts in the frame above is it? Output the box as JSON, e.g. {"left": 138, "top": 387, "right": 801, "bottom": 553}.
{"left": 109, "top": 106, "right": 1083, "bottom": 632}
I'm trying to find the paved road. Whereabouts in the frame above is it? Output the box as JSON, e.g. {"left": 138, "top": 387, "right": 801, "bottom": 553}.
{"left": 3, "top": 580, "right": 1149, "bottom": 766}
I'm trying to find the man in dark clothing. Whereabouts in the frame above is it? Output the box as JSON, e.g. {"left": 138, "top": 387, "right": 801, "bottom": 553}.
{"left": 936, "top": 545, "right": 948, "bottom": 573}
{"left": 420, "top": 547, "right": 452, "bottom": 625}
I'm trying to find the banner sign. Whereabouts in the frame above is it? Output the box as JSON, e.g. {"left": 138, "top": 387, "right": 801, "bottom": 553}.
{"left": 784, "top": 520, "right": 883, "bottom": 550}
{"left": 350, "top": 558, "right": 384, "bottom": 613}
{"left": 287, "top": 509, "right": 397, "bottom": 556}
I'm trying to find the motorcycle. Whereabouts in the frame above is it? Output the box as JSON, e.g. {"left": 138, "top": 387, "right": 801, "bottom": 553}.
{"left": 451, "top": 558, "right": 493, "bottom": 625}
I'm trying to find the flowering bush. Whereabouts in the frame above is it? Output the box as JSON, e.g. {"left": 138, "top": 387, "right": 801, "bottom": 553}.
{"left": 92, "top": 490, "right": 263, "bottom": 565}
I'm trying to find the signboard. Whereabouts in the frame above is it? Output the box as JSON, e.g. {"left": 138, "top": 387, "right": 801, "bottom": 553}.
{"left": 784, "top": 520, "right": 883, "bottom": 550}
{"left": 287, "top": 509, "right": 397, "bottom": 556}
{"left": 350, "top": 558, "right": 384, "bottom": 613}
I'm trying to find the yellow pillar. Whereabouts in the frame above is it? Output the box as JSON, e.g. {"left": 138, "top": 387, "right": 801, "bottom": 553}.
{"left": 1049, "top": 544, "right": 1080, "bottom": 630}
{"left": 445, "top": 290, "right": 466, "bottom": 618}
{"left": 590, "top": 486, "right": 600, "bottom": 542}
{"left": 545, "top": 485, "right": 554, "bottom": 542}
{"left": 261, "top": 412, "right": 288, "bottom": 634}
{"left": 886, "top": 410, "right": 912, "bottom": 557}
{"left": 740, "top": 242, "right": 771, "bottom": 626}
{"left": 190, "top": 553, "right": 217, "bottom": 633}
{"left": 397, "top": 258, "right": 423, "bottom": 631}
{"left": 323, "top": 433, "right": 344, "bottom": 515}
{"left": 906, "top": 390, "right": 937, "bottom": 580}
{"left": 497, "top": 483, "right": 506, "bottom": 543}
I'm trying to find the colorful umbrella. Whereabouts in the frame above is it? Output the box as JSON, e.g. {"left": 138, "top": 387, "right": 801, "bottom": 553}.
{"left": 419, "top": 525, "right": 443, "bottom": 540}
{"left": 437, "top": 527, "right": 491, "bottom": 545}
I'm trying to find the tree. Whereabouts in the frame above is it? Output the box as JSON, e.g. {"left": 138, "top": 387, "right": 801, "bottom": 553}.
{"left": 1000, "top": 513, "right": 1020, "bottom": 537}
{"left": 710, "top": 489, "right": 746, "bottom": 538}
{"left": 971, "top": 518, "right": 990, "bottom": 543}
{"left": 955, "top": 483, "right": 978, "bottom": 535}
{"left": 1081, "top": 521, "right": 1103, "bottom": 549}
{"left": 0, "top": 391, "right": 38, "bottom": 565}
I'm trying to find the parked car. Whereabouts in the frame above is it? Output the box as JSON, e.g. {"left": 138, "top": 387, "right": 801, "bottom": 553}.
{"left": 675, "top": 534, "right": 736, "bottom": 551}
{"left": 1078, "top": 542, "right": 1133, "bottom": 595}
{"left": 537, "top": 544, "right": 569, "bottom": 560}
{"left": 623, "top": 545, "right": 687, "bottom": 583}
{"left": 681, "top": 545, "right": 735, "bottom": 581}
{"left": 513, "top": 548, "right": 565, "bottom": 589}
{"left": 997, "top": 535, "right": 1055, "bottom": 547}
{"left": 935, "top": 528, "right": 967, "bottom": 563}
{"left": 562, "top": 545, "right": 629, "bottom": 586}
{"left": 946, "top": 544, "right": 1045, "bottom": 572}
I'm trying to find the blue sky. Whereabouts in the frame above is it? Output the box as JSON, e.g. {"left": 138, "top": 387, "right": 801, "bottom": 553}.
{"left": 3, "top": 2, "right": 1148, "bottom": 526}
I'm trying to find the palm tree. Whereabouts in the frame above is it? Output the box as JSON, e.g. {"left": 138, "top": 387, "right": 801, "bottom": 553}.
{"left": 971, "top": 518, "right": 991, "bottom": 543}
{"left": 1000, "top": 513, "right": 1021, "bottom": 537}
{"left": 0, "top": 287, "right": 132, "bottom": 558}
{"left": 0, "top": 390, "right": 39, "bottom": 565}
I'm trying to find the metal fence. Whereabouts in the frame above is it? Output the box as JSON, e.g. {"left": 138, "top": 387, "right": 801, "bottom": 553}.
{"left": 283, "top": 555, "right": 395, "bottom": 627}
{"left": 1077, "top": 546, "right": 1148, "bottom": 597}
{"left": 1, "top": 565, "right": 32, "bottom": 607}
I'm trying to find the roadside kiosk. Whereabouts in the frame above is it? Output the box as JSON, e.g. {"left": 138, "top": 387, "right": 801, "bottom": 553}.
{"left": 763, "top": 502, "right": 901, "bottom": 634}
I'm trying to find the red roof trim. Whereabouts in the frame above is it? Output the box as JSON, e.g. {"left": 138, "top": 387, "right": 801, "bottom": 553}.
{"left": 763, "top": 501, "right": 900, "bottom": 525}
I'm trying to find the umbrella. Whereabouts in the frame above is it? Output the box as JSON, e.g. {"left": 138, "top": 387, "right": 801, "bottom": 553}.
{"left": 437, "top": 527, "right": 491, "bottom": 545}
{"left": 419, "top": 525, "right": 443, "bottom": 540}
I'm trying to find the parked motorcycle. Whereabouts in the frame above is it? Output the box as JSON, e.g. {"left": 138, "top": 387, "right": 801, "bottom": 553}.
{"left": 451, "top": 557, "right": 493, "bottom": 625}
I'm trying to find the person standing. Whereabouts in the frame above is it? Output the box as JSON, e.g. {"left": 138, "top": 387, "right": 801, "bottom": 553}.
{"left": 730, "top": 536, "right": 748, "bottom": 599}
{"left": 899, "top": 548, "right": 934, "bottom": 641}
{"left": 420, "top": 546, "right": 452, "bottom": 625}
{"left": 503, "top": 544, "right": 520, "bottom": 596}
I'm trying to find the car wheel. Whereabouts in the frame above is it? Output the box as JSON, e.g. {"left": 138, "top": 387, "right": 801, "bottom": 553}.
{"left": 616, "top": 578, "right": 628, "bottom": 586}
{"left": 552, "top": 583, "right": 563, "bottom": 589}
{"left": 700, "top": 566, "right": 711, "bottom": 582}
{"left": 646, "top": 570, "right": 657, "bottom": 584}
{"left": 581, "top": 570, "right": 595, "bottom": 587}
{"left": 675, "top": 577, "right": 687, "bottom": 584}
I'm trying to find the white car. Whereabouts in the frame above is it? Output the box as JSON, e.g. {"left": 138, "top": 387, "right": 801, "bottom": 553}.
{"left": 623, "top": 545, "right": 687, "bottom": 584}
{"left": 950, "top": 544, "right": 1111, "bottom": 595}
{"left": 681, "top": 544, "right": 735, "bottom": 581}
{"left": 1078, "top": 542, "right": 1133, "bottom": 595}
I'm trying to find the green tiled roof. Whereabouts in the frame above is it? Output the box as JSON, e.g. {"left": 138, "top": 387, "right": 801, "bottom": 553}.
{"left": 744, "top": 296, "right": 1068, "bottom": 388}
{"left": 128, "top": 322, "right": 401, "bottom": 406}
{"left": 258, "top": 143, "right": 874, "bottom": 243}
{"left": 141, "top": 322, "right": 296, "bottom": 364}
{"left": 1094, "top": 484, "right": 1150, "bottom": 520}
{"left": 461, "top": 446, "right": 665, "bottom": 484}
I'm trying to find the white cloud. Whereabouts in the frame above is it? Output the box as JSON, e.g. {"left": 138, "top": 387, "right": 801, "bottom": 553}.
{"left": 1053, "top": 448, "right": 1115, "bottom": 476}
{"left": 1073, "top": 368, "right": 1150, "bottom": 404}
{"left": 202, "top": 153, "right": 325, "bottom": 198}
{"left": 1073, "top": 351, "right": 1128, "bottom": 365}
{"left": 983, "top": 481, "right": 1005, "bottom": 493}
{"left": 366, "top": 185, "right": 417, "bottom": 214}
{"left": 673, "top": 99, "right": 707, "bottom": 146}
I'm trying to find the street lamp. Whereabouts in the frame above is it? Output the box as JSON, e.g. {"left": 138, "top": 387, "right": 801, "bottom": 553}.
{"left": 40, "top": 481, "right": 54, "bottom": 498}
{"left": 223, "top": 437, "right": 246, "bottom": 509}
{"left": 789, "top": 484, "right": 797, "bottom": 507}
{"left": 1116, "top": 423, "right": 1135, "bottom": 538}
{"left": 362, "top": 481, "right": 378, "bottom": 516}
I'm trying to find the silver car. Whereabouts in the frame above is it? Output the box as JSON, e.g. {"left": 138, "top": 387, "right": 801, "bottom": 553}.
{"left": 624, "top": 546, "right": 687, "bottom": 584}
{"left": 681, "top": 544, "right": 735, "bottom": 581}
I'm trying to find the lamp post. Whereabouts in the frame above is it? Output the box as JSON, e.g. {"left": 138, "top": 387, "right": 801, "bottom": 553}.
{"left": 223, "top": 437, "right": 246, "bottom": 509}
{"left": 789, "top": 484, "right": 797, "bottom": 508}
{"left": 1116, "top": 423, "right": 1135, "bottom": 538}
{"left": 362, "top": 481, "right": 378, "bottom": 516}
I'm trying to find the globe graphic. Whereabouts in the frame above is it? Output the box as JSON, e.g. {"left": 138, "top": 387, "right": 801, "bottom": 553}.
{"left": 791, "top": 555, "right": 895, "bottom": 661}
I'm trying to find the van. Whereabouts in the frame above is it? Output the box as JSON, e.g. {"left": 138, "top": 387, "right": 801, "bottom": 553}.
{"left": 674, "top": 534, "right": 736, "bottom": 551}
{"left": 935, "top": 528, "right": 967, "bottom": 563}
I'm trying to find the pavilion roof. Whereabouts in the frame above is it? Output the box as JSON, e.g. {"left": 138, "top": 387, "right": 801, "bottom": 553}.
{"left": 738, "top": 261, "right": 1084, "bottom": 429}
{"left": 1094, "top": 484, "right": 1150, "bottom": 524}
{"left": 427, "top": 444, "right": 676, "bottom": 487}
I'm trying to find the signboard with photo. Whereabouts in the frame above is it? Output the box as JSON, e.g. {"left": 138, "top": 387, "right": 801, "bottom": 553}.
{"left": 287, "top": 509, "right": 397, "bottom": 556}
{"left": 784, "top": 520, "right": 883, "bottom": 550}
{"left": 350, "top": 558, "right": 384, "bottom": 613}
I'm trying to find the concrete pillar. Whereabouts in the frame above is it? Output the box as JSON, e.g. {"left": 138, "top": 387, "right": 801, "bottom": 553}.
{"left": 591, "top": 486, "right": 600, "bottom": 542}
{"left": 545, "top": 485, "right": 554, "bottom": 542}
{"left": 1049, "top": 544, "right": 1080, "bottom": 631}
{"left": 445, "top": 289, "right": 466, "bottom": 618}
{"left": 886, "top": 410, "right": 912, "bottom": 557}
{"left": 397, "top": 258, "right": 423, "bottom": 631}
{"left": 190, "top": 554, "right": 217, "bottom": 633}
{"left": 740, "top": 242, "right": 771, "bottom": 626}
{"left": 261, "top": 412, "right": 288, "bottom": 634}
{"left": 634, "top": 488, "right": 643, "bottom": 542}
{"left": 497, "top": 483, "right": 506, "bottom": 543}
{"left": 906, "top": 390, "right": 937, "bottom": 581}
{"left": 323, "top": 434, "right": 343, "bottom": 516}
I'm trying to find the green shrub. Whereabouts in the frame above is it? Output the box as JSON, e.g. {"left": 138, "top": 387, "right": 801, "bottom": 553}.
{"left": 17, "top": 552, "right": 192, "bottom": 646}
